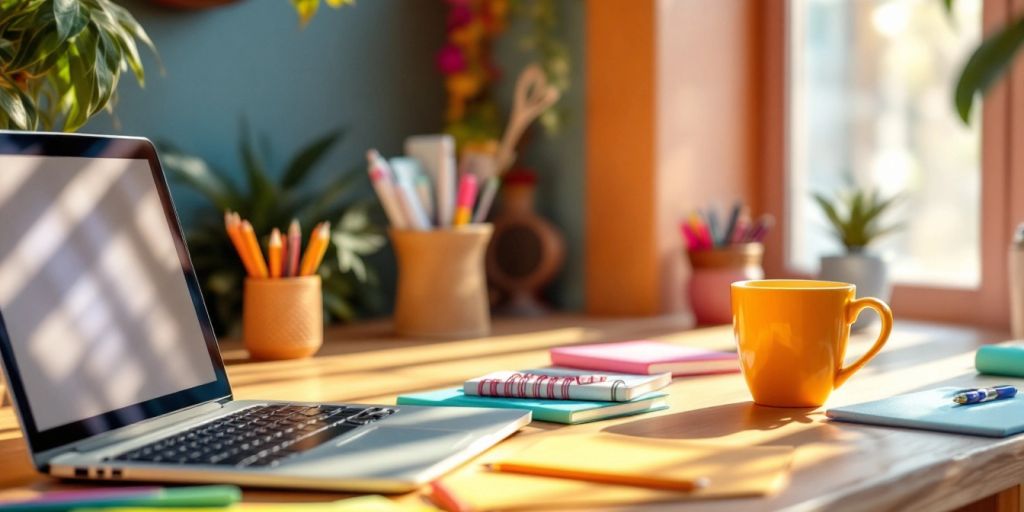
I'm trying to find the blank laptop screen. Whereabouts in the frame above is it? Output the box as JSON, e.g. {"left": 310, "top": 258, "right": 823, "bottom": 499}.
{"left": 0, "top": 155, "right": 216, "bottom": 431}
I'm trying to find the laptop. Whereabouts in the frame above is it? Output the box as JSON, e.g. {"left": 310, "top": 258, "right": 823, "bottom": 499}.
{"left": 0, "top": 132, "right": 530, "bottom": 492}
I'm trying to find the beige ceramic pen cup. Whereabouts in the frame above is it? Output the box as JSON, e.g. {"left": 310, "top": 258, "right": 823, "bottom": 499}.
{"left": 391, "top": 224, "right": 493, "bottom": 338}
{"left": 243, "top": 275, "right": 323, "bottom": 360}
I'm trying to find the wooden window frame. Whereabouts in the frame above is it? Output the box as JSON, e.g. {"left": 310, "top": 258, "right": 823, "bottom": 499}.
{"left": 759, "top": 0, "right": 1017, "bottom": 329}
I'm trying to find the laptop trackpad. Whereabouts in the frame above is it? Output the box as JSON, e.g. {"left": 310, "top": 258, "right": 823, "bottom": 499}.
{"left": 291, "top": 426, "right": 474, "bottom": 477}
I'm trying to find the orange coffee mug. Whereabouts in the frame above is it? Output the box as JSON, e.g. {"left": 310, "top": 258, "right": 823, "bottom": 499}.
{"left": 731, "top": 280, "right": 893, "bottom": 407}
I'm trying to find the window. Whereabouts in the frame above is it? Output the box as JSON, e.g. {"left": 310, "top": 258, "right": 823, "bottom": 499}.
{"left": 787, "top": 0, "right": 982, "bottom": 288}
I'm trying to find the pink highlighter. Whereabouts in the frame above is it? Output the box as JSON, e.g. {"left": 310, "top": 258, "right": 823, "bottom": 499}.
{"left": 453, "top": 173, "right": 479, "bottom": 226}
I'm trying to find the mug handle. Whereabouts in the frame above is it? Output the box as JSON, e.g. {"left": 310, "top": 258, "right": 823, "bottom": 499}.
{"left": 834, "top": 297, "right": 894, "bottom": 389}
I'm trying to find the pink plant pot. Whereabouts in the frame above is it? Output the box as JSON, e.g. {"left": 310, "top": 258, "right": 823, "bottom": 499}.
{"left": 688, "top": 243, "right": 765, "bottom": 325}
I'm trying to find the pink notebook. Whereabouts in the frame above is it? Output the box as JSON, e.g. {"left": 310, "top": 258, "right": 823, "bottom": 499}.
{"left": 550, "top": 340, "right": 740, "bottom": 376}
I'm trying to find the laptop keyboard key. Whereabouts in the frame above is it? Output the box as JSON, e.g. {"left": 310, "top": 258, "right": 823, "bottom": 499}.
{"left": 111, "top": 404, "right": 383, "bottom": 469}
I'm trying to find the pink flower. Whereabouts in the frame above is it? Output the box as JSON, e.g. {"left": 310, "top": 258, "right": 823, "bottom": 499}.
{"left": 447, "top": 4, "right": 473, "bottom": 30}
{"left": 436, "top": 44, "right": 466, "bottom": 75}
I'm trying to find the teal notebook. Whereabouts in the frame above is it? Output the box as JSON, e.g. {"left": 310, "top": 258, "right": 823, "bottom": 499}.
{"left": 396, "top": 388, "right": 669, "bottom": 424}
{"left": 826, "top": 387, "right": 1024, "bottom": 437}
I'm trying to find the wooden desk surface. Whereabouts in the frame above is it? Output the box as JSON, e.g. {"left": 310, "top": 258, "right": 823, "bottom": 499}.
{"left": 0, "top": 316, "right": 1019, "bottom": 511}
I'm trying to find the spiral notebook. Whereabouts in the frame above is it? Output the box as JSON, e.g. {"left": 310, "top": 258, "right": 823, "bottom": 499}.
{"left": 464, "top": 368, "right": 672, "bottom": 402}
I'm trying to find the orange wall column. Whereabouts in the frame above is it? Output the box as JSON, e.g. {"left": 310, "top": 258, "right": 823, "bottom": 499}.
{"left": 584, "top": 1, "right": 659, "bottom": 315}
{"left": 585, "top": 0, "right": 761, "bottom": 316}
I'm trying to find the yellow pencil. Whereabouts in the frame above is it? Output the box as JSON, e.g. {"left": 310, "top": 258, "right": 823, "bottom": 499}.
{"left": 241, "top": 220, "right": 269, "bottom": 278}
{"left": 309, "top": 222, "right": 331, "bottom": 274}
{"left": 268, "top": 228, "right": 284, "bottom": 279}
{"left": 224, "top": 212, "right": 256, "bottom": 277}
{"left": 299, "top": 222, "right": 329, "bottom": 276}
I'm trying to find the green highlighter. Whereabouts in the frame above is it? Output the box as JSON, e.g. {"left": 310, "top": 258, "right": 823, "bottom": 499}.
{"left": 0, "top": 485, "right": 241, "bottom": 512}
{"left": 976, "top": 345, "right": 1024, "bottom": 378}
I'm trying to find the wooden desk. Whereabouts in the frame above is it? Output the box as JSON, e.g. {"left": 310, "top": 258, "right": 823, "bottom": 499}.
{"left": 0, "top": 316, "right": 1020, "bottom": 511}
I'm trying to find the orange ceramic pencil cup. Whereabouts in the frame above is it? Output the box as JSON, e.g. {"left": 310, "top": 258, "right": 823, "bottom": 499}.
{"left": 243, "top": 276, "right": 323, "bottom": 360}
{"left": 731, "top": 280, "right": 893, "bottom": 408}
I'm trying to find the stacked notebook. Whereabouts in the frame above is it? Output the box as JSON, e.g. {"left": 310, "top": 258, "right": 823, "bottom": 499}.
{"left": 397, "top": 368, "right": 672, "bottom": 424}
{"left": 550, "top": 340, "right": 739, "bottom": 376}
{"left": 397, "top": 340, "right": 738, "bottom": 425}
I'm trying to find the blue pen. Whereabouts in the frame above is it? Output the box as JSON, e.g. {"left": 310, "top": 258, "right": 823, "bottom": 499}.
{"left": 952, "top": 385, "right": 1017, "bottom": 405}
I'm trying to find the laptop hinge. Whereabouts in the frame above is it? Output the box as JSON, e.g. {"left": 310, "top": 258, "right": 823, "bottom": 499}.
{"left": 71, "top": 398, "right": 228, "bottom": 453}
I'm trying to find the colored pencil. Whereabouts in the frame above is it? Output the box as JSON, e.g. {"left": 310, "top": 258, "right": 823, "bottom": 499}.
{"left": 680, "top": 222, "right": 700, "bottom": 250}
{"left": 286, "top": 219, "right": 302, "bottom": 277}
{"left": 721, "top": 202, "right": 742, "bottom": 247}
{"left": 299, "top": 222, "right": 330, "bottom": 276}
{"left": 268, "top": 229, "right": 284, "bottom": 279}
{"left": 309, "top": 222, "right": 331, "bottom": 274}
{"left": 240, "top": 220, "right": 268, "bottom": 278}
{"left": 224, "top": 212, "right": 256, "bottom": 277}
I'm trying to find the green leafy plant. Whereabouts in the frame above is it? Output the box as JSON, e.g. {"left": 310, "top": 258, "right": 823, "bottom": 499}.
{"left": 0, "top": 0, "right": 156, "bottom": 131}
{"left": 160, "top": 127, "right": 385, "bottom": 335}
{"left": 812, "top": 188, "right": 903, "bottom": 253}
{"left": 944, "top": 0, "right": 1024, "bottom": 123}
{"left": 512, "top": 0, "right": 571, "bottom": 133}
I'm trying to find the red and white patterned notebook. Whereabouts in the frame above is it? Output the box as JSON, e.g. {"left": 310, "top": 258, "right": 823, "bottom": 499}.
{"left": 464, "top": 368, "right": 672, "bottom": 402}
{"left": 550, "top": 340, "right": 739, "bottom": 376}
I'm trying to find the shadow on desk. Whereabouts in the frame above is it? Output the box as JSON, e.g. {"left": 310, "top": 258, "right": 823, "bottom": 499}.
{"left": 603, "top": 401, "right": 847, "bottom": 447}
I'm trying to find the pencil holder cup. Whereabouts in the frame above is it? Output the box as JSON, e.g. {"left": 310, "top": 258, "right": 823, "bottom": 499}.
{"left": 391, "top": 225, "right": 493, "bottom": 339}
{"left": 243, "top": 276, "right": 323, "bottom": 360}
{"left": 688, "top": 243, "right": 764, "bottom": 325}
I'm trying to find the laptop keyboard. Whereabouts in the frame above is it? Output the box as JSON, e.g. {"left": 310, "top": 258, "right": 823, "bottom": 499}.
{"left": 110, "top": 404, "right": 395, "bottom": 468}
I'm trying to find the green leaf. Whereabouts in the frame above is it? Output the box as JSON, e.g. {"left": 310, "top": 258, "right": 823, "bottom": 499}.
{"left": 160, "top": 149, "right": 240, "bottom": 211}
{"left": 0, "top": 82, "right": 32, "bottom": 129}
{"left": 63, "top": 40, "right": 96, "bottom": 131}
{"left": 954, "top": 16, "right": 1024, "bottom": 123}
{"left": 293, "top": 166, "right": 362, "bottom": 220}
{"left": 322, "top": 290, "right": 356, "bottom": 322}
{"left": 53, "top": 0, "right": 81, "bottom": 40}
{"left": 812, "top": 193, "right": 844, "bottom": 235}
{"left": 238, "top": 124, "right": 278, "bottom": 225}
{"left": 281, "top": 129, "right": 343, "bottom": 187}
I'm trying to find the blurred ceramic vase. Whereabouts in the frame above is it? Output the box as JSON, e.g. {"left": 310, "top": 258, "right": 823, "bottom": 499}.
{"left": 391, "top": 225, "right": 493, "bottom": 338}
{"left": 486, "top": 169, "right": 565, "bottom": 316}
{"left": 819, "top": 253, "right": 890, "bottom": 332}
{"left": 688, "top": 243, "right": 764, "bottom": 325}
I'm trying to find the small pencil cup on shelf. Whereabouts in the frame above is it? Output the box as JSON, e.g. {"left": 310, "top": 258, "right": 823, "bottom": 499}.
{"left": 243, "top": 276, "right": 323, "bottom": 360}
{"left": 688, "top": 243, "right": 764, "bottom": 325}
{"left": 391, "top": 224, "right": 493, "bottom": 339}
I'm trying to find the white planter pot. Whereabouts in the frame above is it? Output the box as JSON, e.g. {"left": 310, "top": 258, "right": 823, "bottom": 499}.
{"left": 819, "top": 253, "right": 891, "bottom": 332}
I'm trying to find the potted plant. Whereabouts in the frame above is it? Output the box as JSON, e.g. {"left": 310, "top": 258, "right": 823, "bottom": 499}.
{"left": 813, "top": 188, "right": 902, "bottom": 331}
{"left": 0, "top": 0, "right": 155, "bottom": 131}
{"left": 159, "top": 127, "right": 386, "bottom": 335}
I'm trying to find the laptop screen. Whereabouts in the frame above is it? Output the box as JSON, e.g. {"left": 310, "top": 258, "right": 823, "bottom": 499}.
{"left": 0, "top": 135, "right": 229, "bottom": 455}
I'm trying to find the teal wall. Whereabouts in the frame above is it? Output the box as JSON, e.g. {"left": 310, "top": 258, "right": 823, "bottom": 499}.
{"left": 87, "top": 0, "right": 584, "bottom": 312}
{"left": 495, "top": 1, "right": 586, "bottom": 311}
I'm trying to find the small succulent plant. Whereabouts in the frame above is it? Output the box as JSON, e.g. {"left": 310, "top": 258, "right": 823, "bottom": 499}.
{"left": 812, "top": 188, "right": 903, "bottom": 253}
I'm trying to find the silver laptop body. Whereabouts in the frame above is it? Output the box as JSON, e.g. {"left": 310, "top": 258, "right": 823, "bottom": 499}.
{"left": 0, "top": 132, "right": 529, "bottom": 493}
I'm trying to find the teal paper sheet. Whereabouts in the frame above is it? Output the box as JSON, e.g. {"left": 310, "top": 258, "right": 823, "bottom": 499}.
{"left": 396, "top": 388, "right": 668, "bottom": 424}
{"left": 826, "top": 386, "right": 1024, "bottom": 437}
